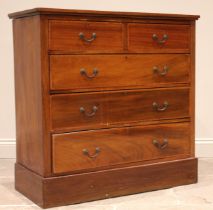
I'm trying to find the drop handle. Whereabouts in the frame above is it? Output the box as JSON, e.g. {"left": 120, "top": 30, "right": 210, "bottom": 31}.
{"left": 80, "top": 106, "right": 98, "bottom": 117}
{"left": 153, "top": 139, "right": 168, "bottom": 149}
{"left": 153, "top": 66, "right": 169, "bottom": 76}
{"left": 83, "top": 147, "right": 101, "bottom": 159}
{"left": 152, "top": 101, "right": 168, "bottom": 112}
{"left": 152, "top": 34, "right": 168, "bottom": 44}
{"left": 80, "top": 68, "right": 98, "bottom": 79}
{"left": 79, "top": 32, "right": 96, "bottom": 42}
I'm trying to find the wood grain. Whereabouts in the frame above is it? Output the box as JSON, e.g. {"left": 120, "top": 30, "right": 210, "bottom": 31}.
{"left": 52, "top": 122, "right": 190, "bottom": 174}
{"left": 189, "top": 21, "right": 196, "bottom": 156}
{"left": 128, "top": 23, "right": 190, "bottom": 53}
{"left": 49, "top": 20, "right": 124, "bottom": 52}
{"left": 40, "top": 16, "right": 52, "bottom": 176}
{"left": 8, "top": 8, "right": 200, "bottom": 21}
{"left": 15, "top": 163, "right": 44, "bottom": 207}
{"left": 50, "top": 87, "right": 189, "bottom": 131}
{"left": 13, "top": 16, "right": 45, "bottom": 175}
{"left": 10, "top": 8, "right": 198, "bottom": 209}
{"left": 15, "top": 158, "right": 197, "bottom": 208}
{"left": 50, "top": 54, "right": 190, "bottom": 91}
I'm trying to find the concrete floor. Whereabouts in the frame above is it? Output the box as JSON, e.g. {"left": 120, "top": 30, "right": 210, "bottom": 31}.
{"left": 0, "top": 158, "right": 213, "bottom": 210}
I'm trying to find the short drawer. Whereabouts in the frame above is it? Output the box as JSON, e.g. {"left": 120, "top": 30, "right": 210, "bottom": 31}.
{"left": 49, "top": 20, "right": 124, "bottom": 52}
{"left": 50, "top": 54, "right": 190, "bottom": 91}
{"left": 52, "top": 122, "right": 191, "bottom": 174}
{"left": 128, "top": 24, "right": 190, "bottom": 53}
{"left": 50, "top": 88, "right": 189, "bottom": 131}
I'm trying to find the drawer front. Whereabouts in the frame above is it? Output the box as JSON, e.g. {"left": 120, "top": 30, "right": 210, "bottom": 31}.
{"left": 49, "top": 20, "right": 124, "bottom": 52}
{"left": 128, "top": 24, "right": 190, "bottom": 53}
{"left": 50, "top": 54, "right": 190, "bottom": 91}
{"left": 51, "top": 92, "right": 106, "bottom": 131}
{"left": 52, "top": 122, "right": 191, "bottom": 174}
{"left": 51, "top": 88, "right": 189, "bottom": 131}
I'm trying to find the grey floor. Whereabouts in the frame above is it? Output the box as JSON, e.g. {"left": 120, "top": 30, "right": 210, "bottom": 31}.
{"left": 0, "top": 158, "right": 213, "bottom": 210}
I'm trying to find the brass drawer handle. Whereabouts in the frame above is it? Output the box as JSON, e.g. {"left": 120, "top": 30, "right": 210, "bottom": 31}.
{"left": 152, "top": 34, "right": 168, "bottom": 44}
{"left": 79, "top": 32, "right": 96, "bottom": 42}
{"left": 80, "top": 68, "right": 98, "bottom": 79}
{"left": 153, "top": 101, "right": 168, "bottom": 112}
{"left": 80, "top": 106, "right": 98, "bottom": 117}
{"left": 153, "top": 139, "right": 168, "bottom": 149}
{"left": 153, "top": 66, "right": 169, "bottom": 76}
{"left": 83, "top": 147, "right": 101, "bottom": 158}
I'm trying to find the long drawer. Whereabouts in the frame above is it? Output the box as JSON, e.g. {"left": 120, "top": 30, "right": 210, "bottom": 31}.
{"left": 50, "top": 54, "right": 190, "bottom": 91}
{"left": 50, "top": 88, "right": 189, "bottom": 131}
{"left": 128, "top": 23, "right": 190, "bottom": 53}
{"left": 49, "top": 20, "right": 124, "bottom": 52}
{"left": 52, "top": 122, "right": 191, "bottom": 174}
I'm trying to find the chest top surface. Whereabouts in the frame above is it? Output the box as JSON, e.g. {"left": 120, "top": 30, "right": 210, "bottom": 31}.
{"left": 8, "top": 7, "right": 200, "bottom": 20}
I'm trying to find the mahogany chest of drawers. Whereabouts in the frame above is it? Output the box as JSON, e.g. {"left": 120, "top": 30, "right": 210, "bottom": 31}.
{"left": 9, "top": 8, "right": 199, "bottom": 208}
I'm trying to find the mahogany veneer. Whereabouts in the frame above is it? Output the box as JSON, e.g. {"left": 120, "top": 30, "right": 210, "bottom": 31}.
{"left": 49, "top": 20, "right": 124, "bottom": 52}
{"left": 128, "top": 23, "right": 191, "bottom": 53}
{"left": 52, "top": 122, "right": 191, "bottom": 174}
{"left": 50, "top": 54, "right": 190, "bottom": 91}
{"left": 9, "top": 8, "right": 199, "bottom": 208}
{"left": 50, "top": 88, "right": 190, "bottom": 131}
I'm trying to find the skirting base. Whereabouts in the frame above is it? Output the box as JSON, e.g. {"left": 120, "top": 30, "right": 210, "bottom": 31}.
{"left": 15, "top": 158, "right": 198, "bottom": 208}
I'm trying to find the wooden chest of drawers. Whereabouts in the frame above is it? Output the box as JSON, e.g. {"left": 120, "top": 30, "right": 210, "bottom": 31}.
{"left": 9, "top": 8, "right": 199, "bottom": 208}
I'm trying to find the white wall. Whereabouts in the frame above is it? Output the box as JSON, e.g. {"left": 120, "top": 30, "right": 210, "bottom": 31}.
{"left": 0, "top": 0, "right": 213, "bottom": 158}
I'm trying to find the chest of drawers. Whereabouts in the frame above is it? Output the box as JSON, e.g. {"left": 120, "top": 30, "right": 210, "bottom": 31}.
{"left": 9, "top": 8, "right": 199, "bottom": 208}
